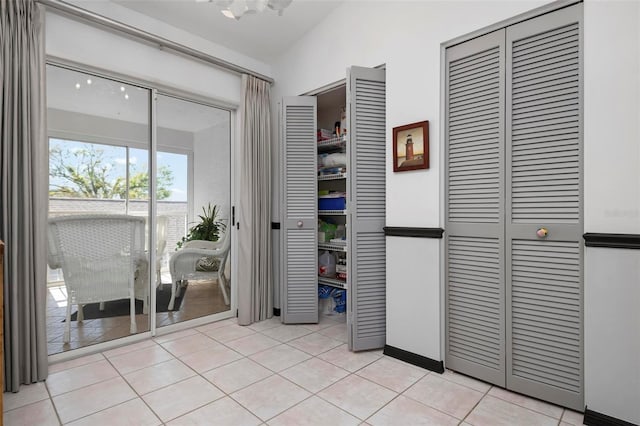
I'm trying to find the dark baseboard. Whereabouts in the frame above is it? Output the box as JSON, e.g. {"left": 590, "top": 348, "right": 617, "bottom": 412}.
{"left": 584, "top": 407, "right": 638, "bottom": 426}
{"left": 273, "top": 308, "right": 281, "bottom": 317}
{"left": 383, "top": 227, "right": 444, "bottom": 238}
{"left": 583, "top": 233, "right": 640, "bottom": 249}
{"left": 383, "top": 345, "right": 444, "bottom": 373}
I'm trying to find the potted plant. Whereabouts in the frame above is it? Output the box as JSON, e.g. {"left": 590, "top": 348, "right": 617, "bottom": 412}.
{"left": 176, "top": 203, "right": 227, "bottom": 250}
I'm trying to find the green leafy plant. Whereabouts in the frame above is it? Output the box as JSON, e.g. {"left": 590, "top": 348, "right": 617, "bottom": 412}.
{"left": 176, "top": 203, "right": 227, "bottom": 250}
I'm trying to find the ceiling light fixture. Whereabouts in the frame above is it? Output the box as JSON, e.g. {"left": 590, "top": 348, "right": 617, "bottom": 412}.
{"left": 203, "top": 0, "right": 293, "bottom": 21}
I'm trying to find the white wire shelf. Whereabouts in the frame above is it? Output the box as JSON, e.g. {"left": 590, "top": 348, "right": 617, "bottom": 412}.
{"left": 318, "top": 276, "right": 347, "bottom": 290}
{"left": 317, "top": 135, "right": 346, "bottom": 152}
{"left": 318, "top": 241, "right": 347, "bottom": 252}
{"left": 318, "top": 209, "right": 347, "bottom": 216}
{"left": 318, "top": 172, "right": 347, "bottom": 181}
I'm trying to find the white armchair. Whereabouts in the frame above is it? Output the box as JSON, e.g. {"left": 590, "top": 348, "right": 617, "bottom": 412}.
{"left": 169, "top": 229, "right": 230, "bottom": 310}
{"left": 47, "top": 214, "right": 146, "bottom": 343}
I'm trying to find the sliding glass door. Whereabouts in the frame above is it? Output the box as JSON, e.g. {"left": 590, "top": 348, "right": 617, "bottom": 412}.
{"left": 46, "top": 64, "right": 233, "bottom": 356}
{"left": 155, "top": 94, "right": 232, "bottom": 328}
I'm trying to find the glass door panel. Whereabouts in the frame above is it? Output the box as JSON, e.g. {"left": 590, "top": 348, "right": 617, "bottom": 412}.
{"left": 46, "top": 65, "right": 151, "bottom": 354}
{"left": 156, "top": 94, "right": 231, "bottom": 327}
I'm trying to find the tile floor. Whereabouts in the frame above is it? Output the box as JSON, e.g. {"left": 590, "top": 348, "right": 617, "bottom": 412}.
{"left": 5, "top": 314, "right": 585, "bottom": 425}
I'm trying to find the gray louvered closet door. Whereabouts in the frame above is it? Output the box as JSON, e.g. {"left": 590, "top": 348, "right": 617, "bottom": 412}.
{"left": 505, "top": 4, "right": 583, "bottom": 411}
{"left": 445, "top": 29, "right": 507, "bottom": 387}
{"left": 281, "top": 96, "right": 318, "bottom": 324}
{"left": 348, "top": 66, "right": 387, "bottom": 351}
{"left": 445, "top": 3, "right": 583, "bottom": 411}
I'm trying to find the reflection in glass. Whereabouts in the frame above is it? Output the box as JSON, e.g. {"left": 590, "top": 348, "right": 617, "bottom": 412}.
{"left": 156, "top": 95, "right": 231, "bottom": 327}
{"left": 46, "top": 65, "right": 151, "bottom": 354}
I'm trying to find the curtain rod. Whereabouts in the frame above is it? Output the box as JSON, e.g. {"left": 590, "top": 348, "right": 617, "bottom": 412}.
{"left": 37, "top": 0, "right": 275, "bottom": 84}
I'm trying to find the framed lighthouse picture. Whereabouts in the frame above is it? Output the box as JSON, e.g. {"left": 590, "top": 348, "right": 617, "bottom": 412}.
{"left": 393, "top": 120, "right": 429, "bottom": 172}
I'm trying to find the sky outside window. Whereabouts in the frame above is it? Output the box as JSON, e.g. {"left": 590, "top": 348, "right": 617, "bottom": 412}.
{"left": 49, "top": 138, "right": 187, "bottom": 202}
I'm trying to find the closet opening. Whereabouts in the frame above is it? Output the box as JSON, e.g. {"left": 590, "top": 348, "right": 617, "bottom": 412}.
{"left": 315, "top": 84, "right": 348, "bottom": 339}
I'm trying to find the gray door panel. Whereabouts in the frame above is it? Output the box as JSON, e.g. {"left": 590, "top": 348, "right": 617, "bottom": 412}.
{"left": 281, "top": 96, "right": 318, "bottom": 324}
{"left": 348, "top": 66, "right": 387, "bottom": 351}
{"left": 505, "top": 3, "right": 583, "bottom": 411}
{"left": 445, "top": 29, "right": 507, "bottom": 387}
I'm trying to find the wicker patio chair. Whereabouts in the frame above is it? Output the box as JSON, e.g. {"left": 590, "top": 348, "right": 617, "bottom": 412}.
{"left": 169, "top": 229, "right": 231, "bottom": 310}
{"left": 47, "top": 214, "right": 146, "bottom": 343}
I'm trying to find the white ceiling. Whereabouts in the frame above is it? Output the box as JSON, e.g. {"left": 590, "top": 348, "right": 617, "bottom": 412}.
{"left": 113, "top": 0, "right": 345, "bottom": 63}
{"left": 47, "top": 64, "right": 229, "bottom": 132}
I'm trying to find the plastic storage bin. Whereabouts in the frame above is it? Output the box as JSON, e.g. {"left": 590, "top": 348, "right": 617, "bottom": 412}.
{"left": 318, "top": 197, "right": 346, "bottom": 210}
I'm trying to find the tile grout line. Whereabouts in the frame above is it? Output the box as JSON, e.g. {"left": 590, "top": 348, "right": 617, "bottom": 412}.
{"left": 255, "top": 320, "right": 393, "bottom": 423}
{"left": 397, "top": 372, "right": 485, "bottom": 423}
{"left": 49, "top": 375, "right": 139, "bottom": 423}
{"left": 459, "top": 382, "right": 494, "bottom": 425}
{"left": 44, "top": 382, "right": 64, "bottom": 426}
{"left": 147, "top": 323, "right": 307, "bottom": 423}
{"left": 486, "top": 388, "right": 565, "bottom": 421}
{"left": 213, "top": 321, "right": 352, "bottom": 423}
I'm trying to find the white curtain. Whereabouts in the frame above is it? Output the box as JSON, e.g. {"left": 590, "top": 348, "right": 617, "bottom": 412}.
{"left": 237, "top": 75, "right": 272, "bottom": 325}
{"left": 0, "top": 0, "right": 49, "bottom": 391}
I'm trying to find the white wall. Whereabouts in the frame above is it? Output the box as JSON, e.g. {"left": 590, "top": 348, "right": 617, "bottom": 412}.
{"left": 272, "top": 0, "right": 640, "bottom": 422}
{"left": 193, "top": 123, "right": 231, "bottom": 225}
{"left": 386, "top": 237, "right": 441, "bottom": 360}
{"left": 272, "top": 0, "right": 547, "bottom": 227}
{"left": 584, "top": 248, "right": 640, "bottom": 424}
{"left": 583, "top": 1, "right": 640, "bottom": 423}
{"left": 46, "top": 12, "right": 243, "bottom": 106}
{"left": 584, "top": 0, "right": 640, "bottom": 234}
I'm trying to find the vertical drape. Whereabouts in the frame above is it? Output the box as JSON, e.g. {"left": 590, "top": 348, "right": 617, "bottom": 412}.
{"left": 237, "top": 74, "right": 272, "bottom": 325}
{"left": 0, "top": 0, "right": 49, "bottom": 391}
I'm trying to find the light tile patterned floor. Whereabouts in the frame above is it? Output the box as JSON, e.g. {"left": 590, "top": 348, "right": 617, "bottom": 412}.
{"left": 4, "top": 315, "right": 585, "bottom": 425}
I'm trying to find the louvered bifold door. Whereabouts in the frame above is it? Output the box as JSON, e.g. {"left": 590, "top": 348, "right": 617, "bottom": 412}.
{"left": 348, "top": 66, "right": 386, "bottom": 351}
{"left": 445, "top": 30, "right": 507, "bottom": 387}
{"left": 505, "top": 4, "right": 583, "bottom": 411}
{"left": 281, "top": 96, "right": 318, "bottom": 324}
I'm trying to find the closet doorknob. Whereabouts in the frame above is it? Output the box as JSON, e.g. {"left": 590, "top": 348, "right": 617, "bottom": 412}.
{"left": 297, "top": 220, "right": 304, "bottom": 228}
{"left": 536, "top": 227, "right": 548, "bottom": 238}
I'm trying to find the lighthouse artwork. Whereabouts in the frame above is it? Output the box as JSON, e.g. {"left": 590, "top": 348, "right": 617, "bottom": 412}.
{"left": 405, "top": 134, "right": 414, "bottom": 161}
{"left": 393, "top": 120, "right": 429, "bottom": 172}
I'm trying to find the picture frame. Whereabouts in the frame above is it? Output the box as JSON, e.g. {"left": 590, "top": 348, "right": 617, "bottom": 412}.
{"left": 393, "top": 120, "right": 429, "bottom": 172}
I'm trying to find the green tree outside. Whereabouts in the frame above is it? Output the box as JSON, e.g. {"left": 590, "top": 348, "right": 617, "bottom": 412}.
{"left": 49, "top": 143, "right": 174, "bottom": 200}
